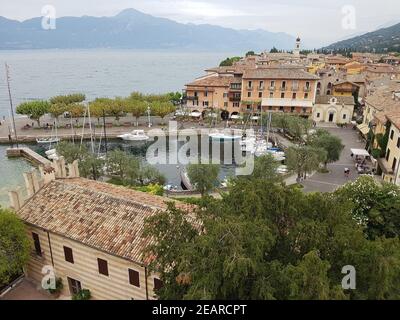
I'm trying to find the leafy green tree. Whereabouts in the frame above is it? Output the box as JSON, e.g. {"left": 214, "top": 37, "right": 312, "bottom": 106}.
{"left": 127, "top": 99, "right": 147, "bottom": 126}
{"left": 67, "top": 103, "right": 85, "bottom": 123}
{"left": 79, "top": 153, "right": 105, "bottom": 181}
{"left": 0, "top": 209, "right": 30, "bottom": 286}
{"left": 48, "top": 103, "right": 67, "bottom": 122}
{"left": 56, "top": 141, "right": 87, "bottom": 163}
{"left": 246, "top": 51, "right": 256, "bottom": 56}
{"left": 16, "top": 100, "right": 50, "bottom": 126}
{"left": 144, "top": 178, "right": 400, "bottom": 300}
{"left": 56, "top": 142, "right": 104, "bottom": 180}
{"left": 187, "top": 163, "right": 220, "bottom": 196}
{"left": 152, "top": 101, "right": 176, "bottom": 125}
{"left": 284, "top": 251, "right": 346, "bottom": 300}
{"left": 286, "top": 146, "right": 327, "bottom": 179}
{"left": 108, "top": 98, "right": 126, "bottom": 123}
{"left": 270, "top": 47, "right": 279, "bottom": 53}
{"left": 129, "top": 92, "right": 145, "bottom": 101}
{"left": 137, "top": 165, "right": 166, "bottom": 186}
{"left": 336, "top": 176, "right": 400, "bottom": 239}
{"left": 167, "top": 92, "right": 182, "bottom": 105}
{"left": 309, "top": 130, "right": 344, "bottom": 168}
{"left": 219, "top": 56, "right": 241, "bottom": 67}
{"left": 143, "top": 202, "right": 199, "bottom": 299}
{"left": 238, "top": 153, "right": 281, "bottom": 183}
{"left": 89, "top": 99, "right": 108, "bottom": 125}
{"left": 50, "top": 93, "right": 85, "bottom": 105}
{"left": 106, "top": 149, "right": 130, "bottom": 181}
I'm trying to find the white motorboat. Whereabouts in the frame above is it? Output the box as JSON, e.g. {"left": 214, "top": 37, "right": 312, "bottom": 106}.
{"left": 45, "top": 148, "right": 59, "bottom": 161}
{"left": 36, "top": 137, "right": 60, "bottom": 144}
{"left": 117, "top": 130, "right": 149, "bottom": 141}
{"left": 209, "top": 130, "right": 242, "bottom": 141}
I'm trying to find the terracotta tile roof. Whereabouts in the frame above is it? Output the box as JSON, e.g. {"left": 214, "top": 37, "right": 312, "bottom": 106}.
{"left": 243, "top": 67, "right": 319, "bottom": 80}
{"left": 387, "top": 113, "right": 400, "bottom": 130}
{"left": 346, "top": 74, "right": 367, "bottom": 83}
{"left": 366, "top": 82, "right": 400, "bottom": 112}
{"left": 186, "top": 76, "right": 235, "bottom": 87}
{"left": 333, "top": 80, "right": 360, "bottom": 87}
{"left": 17, "top": 178, "right": 195, "bottom": 265}
{"left": 366, "top": 64, "right": 400, "bottom": 74}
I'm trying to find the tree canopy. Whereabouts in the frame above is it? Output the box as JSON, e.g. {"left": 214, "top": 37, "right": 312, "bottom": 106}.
{"left": 187, "top": 163, "right": 220, "bottom": 196}
{"left": 309, "top": 130, "right": 344, "bottom": 168}
{"left": 0, "top": 209, "right": 30, "bottom": 287}
{"left": 16, "top": 100, "right": 50, "bottom": 126}
{"left": 143, "top": 174, "right": 400, "bottom": 300}
{"left": 219, "top": 56, "right": 242, "bottom": 67}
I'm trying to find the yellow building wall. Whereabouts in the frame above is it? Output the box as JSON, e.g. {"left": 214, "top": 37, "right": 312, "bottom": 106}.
{"left": 383, "top": 124, "right": 400, "bottom": 185}
{"left": 24, "top": 225, "right": 159, "bottom": 300}
{"left": 240, "top": 79, "right": 317, "bottom": 110}
{"left": 185, "top": 86, "right": 232, "bottom": 113}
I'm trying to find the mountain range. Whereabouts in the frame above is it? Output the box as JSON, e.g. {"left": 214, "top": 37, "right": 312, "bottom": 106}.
{"left": 0, "top": 8, "right": 295, "bottom": 51}
{"left": 323, "top": 22, "right": 400, "bottom": 53}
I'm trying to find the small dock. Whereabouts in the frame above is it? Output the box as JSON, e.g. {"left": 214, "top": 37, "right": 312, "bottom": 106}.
{"left": 6, "top": 147, "right": 52, "bottom": 167}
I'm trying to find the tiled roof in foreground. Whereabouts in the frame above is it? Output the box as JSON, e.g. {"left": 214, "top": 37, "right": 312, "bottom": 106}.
{"left": 18, "top": 178, "right": 195, "bottom": 265}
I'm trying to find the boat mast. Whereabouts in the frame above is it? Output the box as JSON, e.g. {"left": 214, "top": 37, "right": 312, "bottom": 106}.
{"left": 102, "top": 109, "right": 108, "bottom": 155}
{"left": 5, "top": 63, "right": 18, "bottom": 148}
{"left": 87, "top": 103, "right": 95, "bottom": 154}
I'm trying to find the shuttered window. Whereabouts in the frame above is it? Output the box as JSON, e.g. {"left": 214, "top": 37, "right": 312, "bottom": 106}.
{"left": 32, "top": 232, "right": 42, "bottom": 256}
{"left": 63, "top": 246, "right": 74, "bottom": 264}
{"left": 154, "top": 278, "right": 163, "bottom": 291}
{"left": 128, "top": 269, "right": 140, "bottom": 287}
{"left": 98, "top": 258, "right": 109, "bottom": 276}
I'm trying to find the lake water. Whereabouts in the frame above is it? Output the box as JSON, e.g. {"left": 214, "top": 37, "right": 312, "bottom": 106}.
{"left": 0, "top": 144, "right": 37, "bottom": 208}
{"left": 0, "top": 139, "right": 237, "bottom": 207}
{"left": 0, "top": 49, "right": 240, "bottom": 207}
{"left": 0, "top": 49, "right": 238, "bottom": 119}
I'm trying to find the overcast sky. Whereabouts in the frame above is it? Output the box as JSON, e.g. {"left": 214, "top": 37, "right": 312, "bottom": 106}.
{"left": 2, "top": 0, "right": 400, "bottom": 47}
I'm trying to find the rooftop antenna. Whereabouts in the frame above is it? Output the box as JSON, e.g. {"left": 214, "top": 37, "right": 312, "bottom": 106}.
{"left": 5, "top": 63, "right": 19, "bottom": 147}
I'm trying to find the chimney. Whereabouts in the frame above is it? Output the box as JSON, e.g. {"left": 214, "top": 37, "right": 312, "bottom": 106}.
{"left": 23, "top": 171, "right": 40, "bottom": 197}
{"left": 39, "top": 165, "right": 56, "bottom": 185}
{"left": 8, "top": 187, "right": 23, "bottom": 211}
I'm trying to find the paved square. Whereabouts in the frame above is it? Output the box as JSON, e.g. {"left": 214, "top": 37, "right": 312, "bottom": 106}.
{"left": 301, "top": 126, "right": 367, "bottom": 193}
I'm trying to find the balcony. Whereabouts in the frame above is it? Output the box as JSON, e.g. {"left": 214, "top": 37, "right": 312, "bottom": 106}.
{"left": 291, "top": 86, "right": 299, "bottom": 92}
{"left": 230, "top": 84, "right": 242, "bottom": 91}
{"left": 184, "top": 96, "right": 199, "bottom": 101}
{"left": 279, "top": 86, "right": 287, "bottom": 91}
{"left": 247, "top": 86, "right": 254, "bottom": 90}
{"left": 229, "top": 96, "right": 241, "bottom": 102}
{"left": 269, "top": 86, "right": 276, "bottom": 91}
{"left": 258, "top": 86, "right": 265, "bottom": 90}
{"left": 303, "top": 86, "right": 311, "bottom": 92}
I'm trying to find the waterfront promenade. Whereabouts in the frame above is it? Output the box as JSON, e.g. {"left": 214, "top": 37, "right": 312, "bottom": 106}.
{"left": 0, "top": 114, "right": 242, "bottom": 143}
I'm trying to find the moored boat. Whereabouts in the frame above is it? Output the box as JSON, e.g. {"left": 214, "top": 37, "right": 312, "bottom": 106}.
{"left": 117, "top": 130, "right": 149, "bottom": 141}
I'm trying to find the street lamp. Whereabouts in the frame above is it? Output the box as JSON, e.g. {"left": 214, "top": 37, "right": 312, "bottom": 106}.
{"left": 147, "top": 105, "right": 152, "bottom": 128}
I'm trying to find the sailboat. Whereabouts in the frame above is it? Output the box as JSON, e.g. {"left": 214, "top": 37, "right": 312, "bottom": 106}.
{"left": 36, "top": 121, "right": 60, "bottom": 144}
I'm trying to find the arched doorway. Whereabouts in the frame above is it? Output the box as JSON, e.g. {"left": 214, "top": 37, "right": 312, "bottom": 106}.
{"left": 221, "top": 110, "right": 229, "bottom": 121}
{"left": 328, "top": 110, "right": 336, "bottom": 123}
